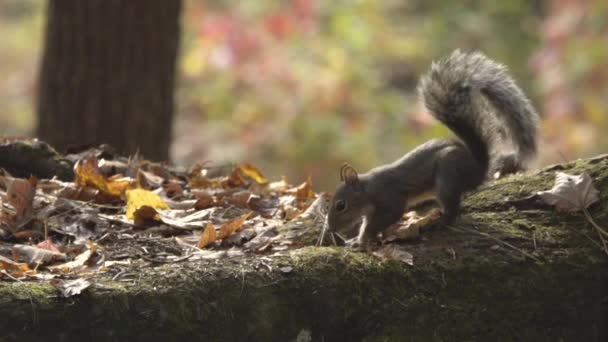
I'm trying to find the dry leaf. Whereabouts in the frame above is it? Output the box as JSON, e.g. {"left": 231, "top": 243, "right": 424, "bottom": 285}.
{"left": 228, "top": 191, "right": 253, "bottom": 208}
{"left": 193, "top": 190, "right": 215, "bottom": 209}
{"left": 197, "top": 222, "right": 217, "bottom": 248}
{"left": 37, "top": 239, "right": 61, "bottom": 253}
{"left": 48, "top": 245, "right": 99, "bottom": 273}
{"left": 238, "top": 163, "right": 269, "bottom": 184}
{"left": 383, "top": 210, "right": 442, "bottom": 242}
{"left": 125, "top": 188, "right": 170, "bottom": 220}
{"left": 137, "top": 169, "right": 165, "bottom": 188}
{"left": 218, "top": 212, "right": 253, "bottom": 240}
{"left": 0, "top": 254, "right": 29, "bottom": 277}
{"left": 373, "top": 244, "right": 414, "bottom": 265}
{"left": 537, "top": 172, "right": 600, "bottom": 211}
{"left": 162, "top": 182, "right": 183, "bottom": 197}
{"left": 74, "top": 157, "right": 133, "bottom": 196}
{"left": 51, "top": 278, "right": 91, "bottom": 297}
{"left": 133, "top": 205, "right": 161, "bottom": 226}
{"left": 12, "top": 244, "right": 67, "bottom": 266}
{"left": 4, "top": 176, "right": 37, "bottom": 227}
{"left": 222, "top": 167, "right": 246, "bottom": 188}
{"left": 268, "top": 177, "right": 289, "bottom": 192}
{"left": 287, "top": 177, "right": 315, "bottom": 201}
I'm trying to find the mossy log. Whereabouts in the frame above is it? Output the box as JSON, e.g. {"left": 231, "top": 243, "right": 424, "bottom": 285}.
{"left": 0, "top": 140, "right": 74, "bottom": 181}
{"left": 1, "top": 156, "right": 607, "bottom": 341}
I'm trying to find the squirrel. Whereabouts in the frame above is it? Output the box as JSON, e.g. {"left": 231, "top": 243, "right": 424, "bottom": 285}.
{"left": 324, "top": 50, "right": 540, "bottom": 247}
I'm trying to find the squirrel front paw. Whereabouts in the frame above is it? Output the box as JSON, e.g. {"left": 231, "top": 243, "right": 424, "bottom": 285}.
{"left": 345, "top": 237, "right": 372, "bottom": 251}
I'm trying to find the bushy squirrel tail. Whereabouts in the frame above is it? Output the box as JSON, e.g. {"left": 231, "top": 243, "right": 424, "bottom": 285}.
{"left": 418, "top": 50, "right": 540, "bottom": 173}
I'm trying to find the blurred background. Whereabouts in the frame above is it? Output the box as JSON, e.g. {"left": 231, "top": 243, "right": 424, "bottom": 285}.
{"left": 1, "top": 0, "right": 607, "bottom": 190}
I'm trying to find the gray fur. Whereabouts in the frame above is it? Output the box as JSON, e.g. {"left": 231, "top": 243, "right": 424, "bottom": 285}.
{"left": 419, "top": 50, "right": 539, "bottom": 168}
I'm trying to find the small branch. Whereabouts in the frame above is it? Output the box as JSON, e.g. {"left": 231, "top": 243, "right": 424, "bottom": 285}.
{"left": 446, "top": 225, "right": 540, "bottom": 262}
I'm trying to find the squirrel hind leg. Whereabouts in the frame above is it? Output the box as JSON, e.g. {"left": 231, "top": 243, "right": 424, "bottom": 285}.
{"left": 432, "top": 151, "right": 483, "bottom": 227}
{"left": 492, "top": 153, "right": 524, "bottom": 178}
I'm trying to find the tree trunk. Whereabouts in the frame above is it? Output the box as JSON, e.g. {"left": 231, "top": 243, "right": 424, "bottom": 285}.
{"left": 36, "top": 0, "right": 182, "bottom": 161}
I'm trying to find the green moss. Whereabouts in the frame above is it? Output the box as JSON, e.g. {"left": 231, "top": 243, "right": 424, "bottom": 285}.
{"left": 1, "top": 156, "right": 607, "bottom": 340}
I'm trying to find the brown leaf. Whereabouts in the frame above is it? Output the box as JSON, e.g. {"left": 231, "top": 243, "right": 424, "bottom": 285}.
{"left": 133, "top": 205, "right": 161, "bottom": 227}
{"left": 197, "top": 222, "right": 217, "bottom": 249}
{"left": 162, "top": 181, "right": 183, "bottom": 198}
{"left": 218, "top": 212, "right": 253, "bottom": 240}
{"left": 4, "top": 176, "right": 37, "bottom": 228}
{"left": 222, "top": 167, "right": 246, "bottom": 188}
{"left": 193, "top": 190, "right": 215, "bottom": 209}
{"left": 0, "top": 254, "right": 29, "bottom": 277}
{"left": 228, "top": 191, "right": 253, "bottom": 208}
{"left": 383, "top": 210, "right": 441, "bottom": 242}
{"left": 287, "top": 177, "right": 315, "bottom": 201}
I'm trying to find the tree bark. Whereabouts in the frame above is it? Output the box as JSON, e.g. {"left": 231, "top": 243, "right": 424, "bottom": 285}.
{"left": 36, "top": 0, "right": 182, "bottom": 161}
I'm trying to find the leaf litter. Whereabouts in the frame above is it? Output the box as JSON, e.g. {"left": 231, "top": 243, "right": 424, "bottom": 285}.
{"left": 0, "top": 147, "right": 431, "bottom": 295}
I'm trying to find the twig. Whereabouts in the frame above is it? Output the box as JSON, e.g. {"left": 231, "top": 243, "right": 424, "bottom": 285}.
{"left": 446, "top": 225, "right": 540, "bottom": 262}
{"left": 582, "top": 208, "right": 608, "bottom": 237}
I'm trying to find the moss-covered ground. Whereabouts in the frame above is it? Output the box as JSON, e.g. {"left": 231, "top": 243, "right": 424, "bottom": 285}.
{"left": 1, "top": 156, "right": 607, "bottom": 341}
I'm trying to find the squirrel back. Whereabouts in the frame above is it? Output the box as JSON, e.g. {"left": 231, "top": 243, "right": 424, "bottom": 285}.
{"left": 324, "top": 50, "right": 540, "bottom": 248}
{"left": 418, "top": 50, "right": 540, "bottom": 174}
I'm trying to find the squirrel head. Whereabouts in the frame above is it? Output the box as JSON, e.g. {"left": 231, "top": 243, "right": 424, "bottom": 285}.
{"left": 326, "top": 163, "right": 372, "bottom": 234}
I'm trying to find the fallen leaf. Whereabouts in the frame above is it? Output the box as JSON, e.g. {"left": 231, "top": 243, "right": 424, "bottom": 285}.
{"left": 218, "top": 212, "right": 253, "bottom": 240}
{"left": 383, "top": 210, "right": 442, "bottom": 242}
{"left": 3, "top": 176, "right": 37, "bottom": 228}
{"left": 133, "top": 205, "right": 161, "bottom": 226}
{"left": 268, "top": 177, "right": 289, "bottom": 192}
{"left": 222, "top": 167, "right": 246, "bottom": 188}
{"left": 37, "top": 239, "right": 61, "bottom": 253}
{"left": 287, "top": 177, "right": 315, "bottom": 202}
{"left": 373, "top": 244, "right": 414, "bottom": 265}
{"left": 197, "top": 222, "right": 217, "bottom": 248}
{"left": 48, "top": 245, "right": 100, "bottom": 273}
{"left": 125, "top": 188, "right": 170, "bottom": 220}
{"left": 137, "top": 169, "right": 165, "bottom": 188}
{"left": 238, "top": 163, "right": 269, "bottom": 184}
{"left": 228, "top": 191, "right": 253, "bottom": 208}
{"left": 299, "top": 193, "right": 331, "bottom": 220}
{"left": 193, "top": 190, "right": 215, "bottom": 209}
{"left": 0, "top": 254, "right": 29, "bottom": 277}
{"left": 537, "top": 172, "right": 600, "bottom": 211}
{"left": 51, "top": 278, "right": 91, "bottom": 297}
{"left": 162, "top": 182, "right": 183, "bottom": 197}
{"left": 74, "top": 156, "right": 133, "bottom": 196}
{"left": 12, "top": 244, "right": 67, "bottom": 266}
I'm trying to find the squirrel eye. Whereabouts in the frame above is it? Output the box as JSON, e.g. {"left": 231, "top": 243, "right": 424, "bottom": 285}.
{"left": 335, "top": 200, "right": 347, "bottom": 212}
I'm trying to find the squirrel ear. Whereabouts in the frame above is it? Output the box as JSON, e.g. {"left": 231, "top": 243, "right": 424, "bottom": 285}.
{"left": 340, "top": 163, "right": 359, "bottom": 186}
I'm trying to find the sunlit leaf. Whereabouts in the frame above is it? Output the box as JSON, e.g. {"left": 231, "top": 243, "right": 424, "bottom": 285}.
{"left": 537, "top": 172, "right": 599, "bottom": 211}
{"left": 218, "top": 212, "right": 252, "bottom": 240}
{"left": 126, "top": 188, "right": 170, "bottom": 220}
{"left": 197, "top": 222, "right": 217, "bottom": 248}
{"left": 74, "top": 157, "right": 133, "bottom": 196}
{"left": 238, "top": 163, "right": 269, "bottom": 184}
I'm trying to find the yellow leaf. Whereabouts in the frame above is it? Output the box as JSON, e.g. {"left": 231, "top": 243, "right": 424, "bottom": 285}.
{"left": 238, "top": 163, "right": 268, "bottom": 184}
{"left": 74, "top": 157, "right": 133, "bottom": 196}
{"left": 197, "top": 223, "right": 217, "bottom": 249}
{"left": 287, "top": 177, "right": 315, "bottom": 201}
{"left": 218, "top": 212, "right": 252, "bottom": 240}
{"left": 125, "top": 188, "right": 169, "bottom": 220}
